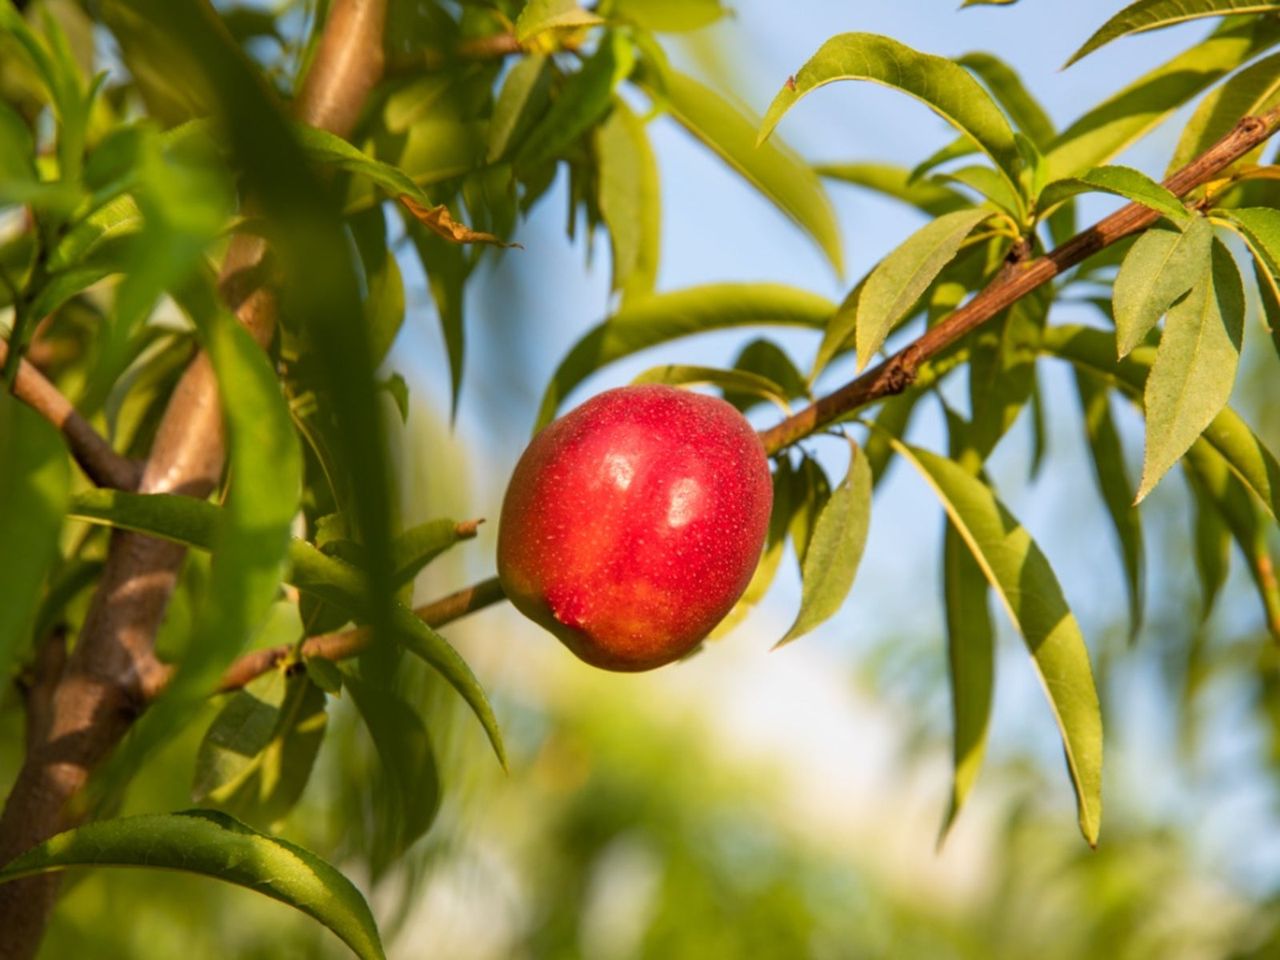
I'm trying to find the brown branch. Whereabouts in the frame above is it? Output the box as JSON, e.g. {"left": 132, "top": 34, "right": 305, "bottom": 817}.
{"left": 757, "top": 108, "right": 1280, "bottom": 455}
{"left": 212, "top": 575, "right": 506, "bottom": 693}
{"left": 0, "top": 2, "right": 388, "bottom": 956}
{"left": 388, "top": 32, "right": 523, "bottom": 74}
{"left": 0, "top": 340, "right": 140, "bottom": 491}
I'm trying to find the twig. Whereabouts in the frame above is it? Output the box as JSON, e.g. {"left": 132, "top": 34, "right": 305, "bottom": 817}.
{"left": 0, "top": 2, "right": 388, "bottom": 957}
{"left": 387, "top": 32, "right": 523, "bottom": 74}
{"left": 757, "top": 108, "right": 1280, "bottom": 455}
{"left": 211, "top": 575, "right": 505, "bottom": 693}
{"left": 0, "top": 340, "right": 140, "bottom": 490}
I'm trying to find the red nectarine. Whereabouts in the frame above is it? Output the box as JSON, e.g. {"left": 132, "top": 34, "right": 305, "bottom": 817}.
{"left": 497, "top": 385, "right": 773, "bottom": 671}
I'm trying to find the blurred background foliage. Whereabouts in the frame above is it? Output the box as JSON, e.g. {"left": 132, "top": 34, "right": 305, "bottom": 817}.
{"left": 5, "top": 0, "right": 1280, "bottom": 957}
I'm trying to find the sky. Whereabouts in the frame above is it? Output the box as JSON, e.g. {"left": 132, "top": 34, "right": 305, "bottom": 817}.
{"left": 385, "top": 0, "right": 1280, "bottom": 906}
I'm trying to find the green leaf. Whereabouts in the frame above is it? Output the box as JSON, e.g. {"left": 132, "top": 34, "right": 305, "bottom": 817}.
{"left": 931, "top": 165, "right": 1025, "bottom": 218}
{"left": 712, "top": 459, "right": 795, "bottom": 637}
{"left": 723, "top": 338, "right": 808, "bottom": 412}
{"left": 856, "top": 208, "right": 993, "bottom": 371}
{"left": 777, "top": 439, "right": 872, "bottom": 647}
{"left": 0, "top": 810, "right": 384, "bottom": 960}
{"left": 306, "top": 656, "right": 345, "bottom": 695}
{"left": 0, "top": 396, "right": 69, "bottom": 676}
{"left": 597, "top": 98, "right": 660, "bottom": 300}
{"left": 759, "top": 33, "right": 1025, "bottom": 204}
{"left": 957, "top": 52, "right": 1056, "bottom": 148}
{"left": 1047, "top": 16, "right": 1280, "bottom": 178}
{"left": 1185, "top": 439, "right": 1280, "bottom": 637}
{"left": 534, "top": 283, "right": 834, "bottom": 429}
{"left": 1189, "top": 466, "right": 1232, "bottom": 620}
{"left": 406, "top": 222, "right": 468, "bottom": 419}
{"left": 939, "top": 517, "right": 994, "bottom": 840}
{"left": 514, "top": 0, "right": 604, "bottom": 43}
{"left": 193, "top": 670, "right": 328, "bottom": 828}
{"left": 350, "top": 206, "right": 406, "bottom": 368}
{"left": 645, "top": 67, "right": 842, "bottom": 273}
{"left": 1251, "top": 256, "right": 1280, "bottom": 360}
{"left": 864, "top": 393, "right": 920, "bottom": 486}
{"left": 1066, "top": 0, "right": 1280, "bottom": 67}
{"left": 344, "top": 674, "right": 440, "bottom": 879}
{"left": 392, "top": 518, "right": 475, "bottom": 588}
{"left": 1038, "top": 164, "right": 1189, "bottom": 223}
{"left": 967, "top": 286, "right": 1048, "bottom": 460}
{"left": 631, "top": 365, "right": 789, "bottom": 409}
{"left": 0, "top": 100, "right": 35, "bottom": 185}
{"left": 1074, "top": 370, "right": 1146, "bottom": 639}
{"left": 1217, "top": 206, "right": 1280, "bottom": 277}
{"left": 1040, "top": 324, "right": 1280, "bottom": 520}
{"left": 487, "top": 54, "right": 550, "bottom": 163}
{"left": 391, "top": 603, "right": 506, "bottom": 768}
{"left": 1112, "top": 217, "right": 1214, "bottom": 357}
{"left": 815, "top": 162, "right": 974, "bottom": 216}
{"left": 516, "top": 32, "right": 632, "bottom": 170}
{"left": 1169, "top": 49, "right": 1280, "bottom": 171}
{"left": 788, "top": 456, "right": 832, "bottom": 567}
{"left": 889, "top": 440, "right": 1103, "bottom": 845}
{"left": 609, "top": 0, "right": 725, "bottom": 31}
{"left": 1138, "top": 238, "right": 1244, "bottom": 501}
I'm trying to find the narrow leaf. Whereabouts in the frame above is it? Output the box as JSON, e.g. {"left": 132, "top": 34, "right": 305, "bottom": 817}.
{"left": 487, "top": 54, "right": 549, "bottom": 162}
{"left": 957, "top": 52, "right": 1056, "bottom": 148}
{"left": 1185, "top": 440, "right": 1280, "bottom": 637}
{"left": 516, "top": 32, "right": 631, "bottom": 170}
{"left": 856, "top": 208, "right": 992, "bottom": 371}
{"left": 344, "top": 675, "right": 440, "bottom": 878}
{"left": 597, "top": 98, "right": 661, "bottom": 300}
{"left": 1138, "top": 239, "right": 1245, "bottom": 501}
{"left": 777, "top": 439, "right": 872, "bottom": 646}
{"left": 1074, "top": 370, "right": 1146, "bottom": 638}
{"left": 391, "top": 518, "right": 478, "bottom": 588}
{"left": 1038, "top": 164, "right": 1189, "bottom": 223}
{"left": 193, "top": 670, "right": 328, "bottom": 828}
{"left": 939, "top": 518, "right": 994, "bottom": 840}
{"left": 1040, "top": 324, "right": 1280, "bottom": 520}
{"left": 631, "top": 365, "right": 789, "bottom": 409}
{"left": 0, "top": 810, "right": 384, "bottom": 960}
{"left": 1112, "top": 217, "right": 1214, "bottom": 357}
{"left": 0, "top": 396, "right": 69, "bottom": 675}
{"left": 815, "top": 162, "right": 973, "bottom": 216}
{"left": 1067, "top": 0, "right": 1280, "bottom": 67}
{"left": 514, "top": 0, "right": 603, "bottom": 43}
{"left": 391, "top": 603, "right": 506, "bottom": 767}
{"left": 1169, "top": 49, "right": 1280, "bottom": 171}
{"left": 759, "top": 33, "right": 1025, "bottom": 202}
{"left": 1047, "top": 16, "right": 1280, "bottom": 178}
{"left": 1190, "top": 475, "right": 1232, "bottom": 621}
{"left": 890, "top": 440, "right": 1104, "bottom": 845}
{"left": 534, "top": 283, "right": 834, "bottom": 429}
{"left": 647, "top": 67, "right": 842, "bottom": 272}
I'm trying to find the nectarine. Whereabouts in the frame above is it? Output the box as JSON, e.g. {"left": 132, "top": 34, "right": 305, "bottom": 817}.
{"left": 497, "top": 385, "right": 772, "bottom": 671}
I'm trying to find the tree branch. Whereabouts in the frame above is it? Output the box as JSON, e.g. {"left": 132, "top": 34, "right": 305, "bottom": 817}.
{"left": 0, "top": 2, "right": 388, "bottom": 956}
{"left": 0, "top": 340, "right": 140, "bottom": 491}
{"left": 211, "top": 575, "right": 506, "bottom": 693}
{"left": 757, "top": 108, "right": 1280, "bottom": 455}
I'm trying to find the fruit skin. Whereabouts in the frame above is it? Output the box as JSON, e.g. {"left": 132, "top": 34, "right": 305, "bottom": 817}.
{"left": 497, "top": 384, "right": 773, "bottom": 671}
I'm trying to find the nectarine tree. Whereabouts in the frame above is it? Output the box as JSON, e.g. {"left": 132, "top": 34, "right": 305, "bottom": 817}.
{"left": 1, "top": 0, "right": 1280, "bottom": 956}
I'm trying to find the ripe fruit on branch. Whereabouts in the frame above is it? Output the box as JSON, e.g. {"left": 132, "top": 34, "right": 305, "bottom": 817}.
{"left": 497, "top": 384, "right": 773, "bottom": 671}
